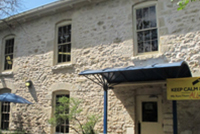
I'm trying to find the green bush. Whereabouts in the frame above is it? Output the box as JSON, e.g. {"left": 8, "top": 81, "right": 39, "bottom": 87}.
{"left": 48, "top": 97, "right": 100, "bottom": 134}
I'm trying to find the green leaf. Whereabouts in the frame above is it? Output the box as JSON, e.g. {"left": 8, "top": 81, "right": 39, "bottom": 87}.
{"left": 175, "top": 0, "right": 200, "bottom": 10}
{"left": 48, "top": 97, "right": 100, "bottom": 134}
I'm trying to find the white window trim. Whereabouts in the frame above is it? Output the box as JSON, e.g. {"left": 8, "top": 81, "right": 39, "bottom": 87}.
{"left": 51, "top": 90, "right": 70, "bottom": 134}
{"left": 1, "top": 35, "right": 15, "bottom": 72}
{"left": 133, "top": 1, "right": 160, "bottom": 56}
{"left": 54, "top": 21, "right": 72, "bottom": 66}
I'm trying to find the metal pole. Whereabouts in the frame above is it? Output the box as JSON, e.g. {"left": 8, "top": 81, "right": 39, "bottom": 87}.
{"left": 173, "top": 100, "right": 178, "bottom": 134}
{"left": 103, "top": 84, "right": 108, "bottom": 134}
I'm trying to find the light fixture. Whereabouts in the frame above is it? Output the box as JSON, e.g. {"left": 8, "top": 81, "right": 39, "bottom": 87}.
{"left": 25, "top": 80, "right": 32, "bottom": 87}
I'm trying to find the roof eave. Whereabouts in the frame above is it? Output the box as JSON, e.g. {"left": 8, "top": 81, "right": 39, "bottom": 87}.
{"left": 0, "top": 0, "right": 102, "bottom": 29}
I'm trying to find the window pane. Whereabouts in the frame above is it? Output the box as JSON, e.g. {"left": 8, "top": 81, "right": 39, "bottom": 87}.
{"left": 58, "top": 54, "right": 62, "bottom": 63}
{"left": 144, "top": 30, "right": 150, "bottom": 41}
{"left": 5, "top": 46, "right": 8, "bottom": 54}
{"left": 137, "top": 19, "right": 143, "bottom": 30}
{"left": 137, "top": 32, "right": 143, "bottom": 43}
{"left": 142, "top": 102, "right": 158, "bottom": 122}
{"left": 58, "top": 44, "right": 71, "bottom": 63}
{"left": 138, "top": 42, "right": 143, "bottom": 53}
{"left": 65, "top": 123, "right": 69, "bottom": 133}
{"left": 144, "top": 42, "right": 151, "bottom": 52}
{"left": 63, "top": 54, "right": 67, "bottom": 62}
{"left": 152, "top": 29, "right": 157, "bottom": 40}
{"left": 136, "top": 9, "right": 142, "bottom": 19}
{"left": 4, "top": 55, "right": 13, "bottom": 70}
{"left": 143, "top": 7, "right": 150, "bottom": 29}
{"left": 56, "top": 126, "right": 60, "bottom": 132}
{"left": 149, "top": 6, "right": 157, "bottom": 27}
{"left": 67, "top": 44, "right": 71, "bottom": 52}
{"left": 67, "top": 55, "right": 71, "bottom": 62}
{"left": 58, "top": 25, "right": 71, "bottom": 44}
{"left": 137, "top": 6, "right": 156, "bottom": 30}
{"left": 152, "top": 40, "right": 158, "bottom": 51}
{"left": 58, "top": 27, "right": 62, "bottom": 44}
{"left": 67, "top": 25, "right": 71, "bottom": 42}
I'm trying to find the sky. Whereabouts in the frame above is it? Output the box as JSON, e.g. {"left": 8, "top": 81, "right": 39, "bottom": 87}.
{"left": 19, "top": 0, "right": 59, "bottom": 13}
{"left": 1, "top": 0, "right": 59, "bottom": 19}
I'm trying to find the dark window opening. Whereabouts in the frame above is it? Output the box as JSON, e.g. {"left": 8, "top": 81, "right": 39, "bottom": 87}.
{"left": 1, "top": 102, "right": 10, "bottom": 130}
{"left": 4, "top": 38, "right": 14, "bottom": 70}
{"left": 57, "top": 24, "right": 71, "bottom": 63}
{"left": 136, "top": 5, "right": 158, "bottom": 53}
{"left": 55, "top": 94, "right": 69, "bottom": 133}
{"left": 142, "top": 102, "right": 158, "bottom": 122}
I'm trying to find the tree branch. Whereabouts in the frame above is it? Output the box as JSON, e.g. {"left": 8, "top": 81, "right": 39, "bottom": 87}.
{"left": 74, "top": 117, "right": 85, "bottom": 134}
{"left": 68, "top": 124, "right": 81, "bottom": 134}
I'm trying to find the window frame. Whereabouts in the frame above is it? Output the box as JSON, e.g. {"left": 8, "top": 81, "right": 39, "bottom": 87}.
{"left": 54, "top": 21, "right": 72, "bottom": 65}
{"left": 1, "top": 35, "right": 15, "bottom": 72}
{"left": 52, "top": 90, "right": 70, "bottom": 134}
{"left": 133, "top": 1, "right": 159, "bottom": 56}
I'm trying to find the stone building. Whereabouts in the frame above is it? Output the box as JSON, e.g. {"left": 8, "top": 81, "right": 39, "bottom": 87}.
{"left": 0, "top": 0, "right": 200, "bottom": 134}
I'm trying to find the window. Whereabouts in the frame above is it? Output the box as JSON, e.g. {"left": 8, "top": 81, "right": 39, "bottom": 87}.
{"left": 0, "top": 88, "right": 11, "bottom": 130}
{"left": 1, "top": 102, "right": 10, "bottom": 130}
{"left": 55, "top": 94, "right": 69, "bottom": 133}
{"left": 4, "top": 38, "right": 14, "bottom": 70}
{"left": 142, "top": 102, "right": 157, "bottom": 122}
{"left": 56, "top": 22, "right": 71, "bottom": 64}
{"left": 52, "top": 91, "right": 70, "bottom": 134}
{"left": 133, "top": 1, "right": 158, "bottom": 54}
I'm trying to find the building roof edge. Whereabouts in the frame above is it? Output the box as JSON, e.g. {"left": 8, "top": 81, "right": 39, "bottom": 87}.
{"left": 0, "top": 0, "right": 92, "bottom": 26}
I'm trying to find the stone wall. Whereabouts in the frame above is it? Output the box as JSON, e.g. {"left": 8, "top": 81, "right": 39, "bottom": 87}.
{"left": 0, "top": 0, "right": 200, "bottom": 134}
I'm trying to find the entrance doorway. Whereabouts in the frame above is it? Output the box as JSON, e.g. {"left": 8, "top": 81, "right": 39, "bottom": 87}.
{"left": 136, "top": 95, "right": 163, "bottom": 134}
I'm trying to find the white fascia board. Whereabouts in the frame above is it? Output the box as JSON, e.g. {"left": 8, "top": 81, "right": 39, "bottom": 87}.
{"left": 0, "top": 0, "right": 92, "bottom": 25}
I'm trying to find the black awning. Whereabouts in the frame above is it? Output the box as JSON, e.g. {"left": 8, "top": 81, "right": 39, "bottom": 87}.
{"left": 79, "top": 61, "right": 192, "bottom": 134}
{"left": 79, "top": 61, "right": 192, "bottom": 84}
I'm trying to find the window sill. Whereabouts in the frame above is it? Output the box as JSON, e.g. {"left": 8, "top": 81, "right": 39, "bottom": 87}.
{"left": 0, "top": 71, "right": 13, "bottom": 76}
{"left": 1, "top": 130, "right": 18, "bottom": 134}
{"left": 131, "top": 52, "right": 163, "bottom": 61}
{"left": 51, "top": 63, "right": 74, "bottom": 71}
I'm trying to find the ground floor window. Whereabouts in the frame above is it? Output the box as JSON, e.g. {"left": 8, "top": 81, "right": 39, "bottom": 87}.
{"left": 53, "top": 92, "right": 69, "bottom": 133}
{"left": 0, "top": 88, "right": 11, "bottom": 130}
{"left": 1, "top": 102, "right": 10, "bottom": 130}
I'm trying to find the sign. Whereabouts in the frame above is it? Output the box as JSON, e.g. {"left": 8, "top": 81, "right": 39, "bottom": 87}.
{"left": 167, "top": 77, "right": 200, "bottom": 100}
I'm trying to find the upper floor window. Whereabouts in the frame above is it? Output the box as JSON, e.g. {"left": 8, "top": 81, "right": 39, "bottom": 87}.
{"left": 56, "top": 22, "right": 71, "bottom": 64}
{"left": 133, "top": 1, "right": 158, "bottom": 54}
{"left": 4, "top": 38, "right": 14, "bottom": 70}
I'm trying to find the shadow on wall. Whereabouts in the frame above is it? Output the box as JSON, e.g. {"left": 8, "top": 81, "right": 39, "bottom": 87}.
{"left": 112, "top": 87, "right": 136, "bottom": 121}
{"left": 12, "top": 105, "right": 31, "bottom": 133}
{"left": 28, "top": 84, "right": 38, "bottom": 103}
{"left": 12, "top": 107, "right": 46, "bottom": 134}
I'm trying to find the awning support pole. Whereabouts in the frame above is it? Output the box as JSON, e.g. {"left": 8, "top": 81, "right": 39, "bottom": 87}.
{"left": 103, "top": 84, "right": 108, "bottom": 134}
{"left": 173, "top": 100, "right": 178, "bottom": 134}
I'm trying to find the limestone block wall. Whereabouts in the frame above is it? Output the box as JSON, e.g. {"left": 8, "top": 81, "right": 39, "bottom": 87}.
{"left": 0, "top": 0, "right": 200, "bottom": 133}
